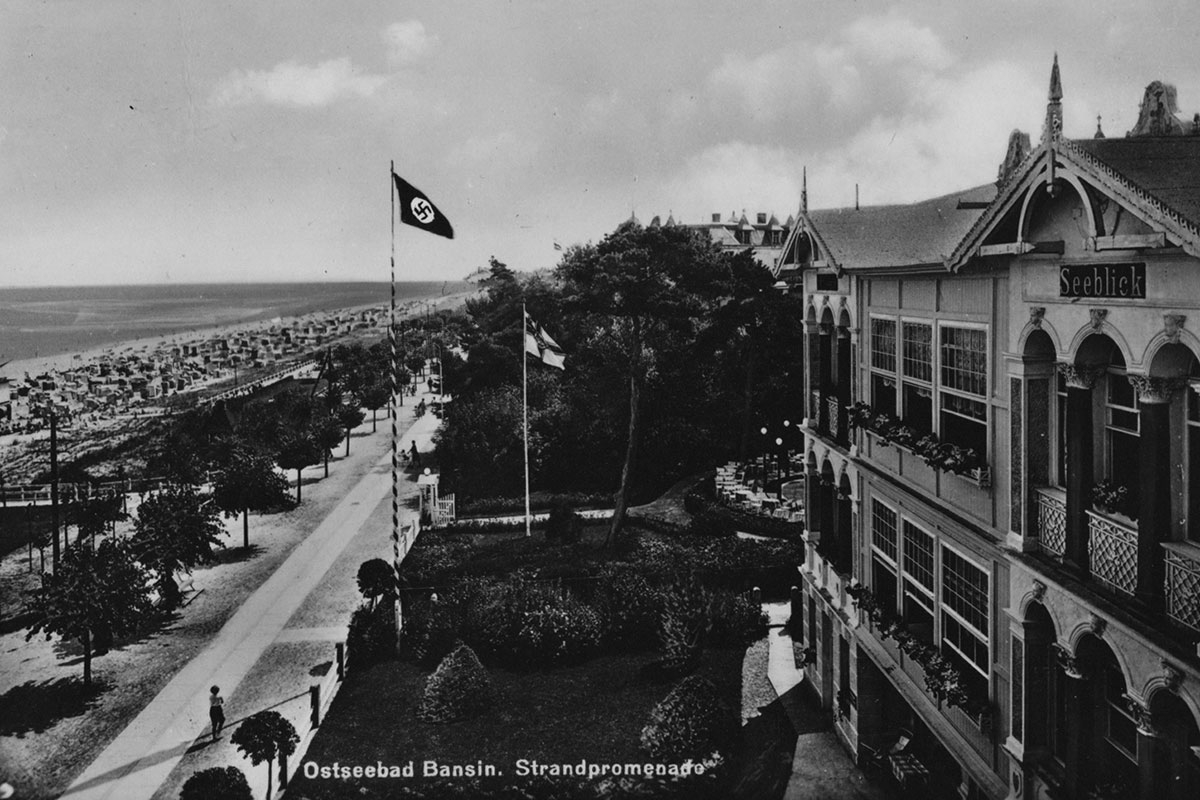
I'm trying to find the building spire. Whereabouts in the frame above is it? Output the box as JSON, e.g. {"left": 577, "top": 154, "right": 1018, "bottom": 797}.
{"left": 1044, "top": 53, "right": 1063, "bottom": 142}
{"left": 801, "top": 166, "right": 808, "bottom": 214}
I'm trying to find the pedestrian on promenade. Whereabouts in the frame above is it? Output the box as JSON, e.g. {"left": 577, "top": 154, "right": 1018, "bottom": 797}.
{"left": 410, "top": 440, "right": 420, "bottom": 467}
{"left": 208, "top": 685, "right": 225, "bottom": 741}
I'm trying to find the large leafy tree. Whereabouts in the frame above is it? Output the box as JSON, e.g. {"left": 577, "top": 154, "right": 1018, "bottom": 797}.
{"left": 25, "top": 539, "right": 154, "bottom": 685}
{"left": 336, "top": 403, "right": 366, "bottom": 457}
{"left": 359, "top": 380, "right": 391, "bottom": 431}
{"left": 212, "top": 447, "right": 291, "bottom": 548}
{"left": 231, "top": 710, "right": 299, "bottom": 800}
{"left": 557, "top": 221, "right": 729, "bottom": 544}
{"left": 132, "top": 484, "right": 225, "bottom": 608}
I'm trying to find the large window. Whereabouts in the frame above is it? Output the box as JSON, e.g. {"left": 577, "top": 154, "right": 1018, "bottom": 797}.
{"left": 902, "top": 521, "right": 935, "bottom": 644}
{"left": 870, "top": 317, "right": 897, "bottom": 416}
{"left": 1105, "top": 369, "right": 1139, "bottom": 509}
{"left": 939, "top": 324, "right": 989, "bottom": 457}
{"left": 1189, "top": 384, "right": 1200, "bottom": 541}
{"left": 871, "top": 500, "right": 899, "bottom": 615}
{"left": 902, "top": 322, "right": 933, "bottom": 432}
{"left": 941, "top": 546, "right": 990, "bottom": 699}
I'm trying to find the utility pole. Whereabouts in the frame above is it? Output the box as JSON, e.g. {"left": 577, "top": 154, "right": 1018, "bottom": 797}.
{"left": 50, "top": 410, "right": 60, "bottom": 570}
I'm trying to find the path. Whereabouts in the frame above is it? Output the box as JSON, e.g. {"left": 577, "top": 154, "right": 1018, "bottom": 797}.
{"left": 59, "top": 408, "right": 441, "bottom": 800}
{"left": 743, "top": 602, "right": 887, "bottom": 800}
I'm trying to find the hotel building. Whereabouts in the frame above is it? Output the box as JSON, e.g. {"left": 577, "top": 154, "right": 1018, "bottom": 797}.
{"left": 780, "top": 59, "right": 1200, "bottom": 800}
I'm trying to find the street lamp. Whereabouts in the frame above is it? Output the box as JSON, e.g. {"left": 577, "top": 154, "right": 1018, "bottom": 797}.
{"left": 759, "top": 426, "right": 769, "bottom": 489}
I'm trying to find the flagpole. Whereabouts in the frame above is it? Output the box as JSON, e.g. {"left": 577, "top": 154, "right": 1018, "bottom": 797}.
{"left": 389, "top": 161, "right": 402, "bottom": 604}
{"left": 523, "top": 303, "right": 531, "bottom": 537}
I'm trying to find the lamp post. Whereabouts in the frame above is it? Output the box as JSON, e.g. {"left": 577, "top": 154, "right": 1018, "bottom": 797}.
{"left": 759, "top": 426, "right": 769, "bottom": 490}
{"left": 775, "top": 436, "right": 785, "bottom": 500}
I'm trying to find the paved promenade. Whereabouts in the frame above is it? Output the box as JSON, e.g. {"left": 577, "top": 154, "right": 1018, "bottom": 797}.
{"left": 60, "top": 407, "right": 440, "bottom": 800}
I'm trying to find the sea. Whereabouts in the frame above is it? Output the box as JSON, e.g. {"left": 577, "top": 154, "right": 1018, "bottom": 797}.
{"left": 0, "top": 281, "right": 470, "bottom": 366}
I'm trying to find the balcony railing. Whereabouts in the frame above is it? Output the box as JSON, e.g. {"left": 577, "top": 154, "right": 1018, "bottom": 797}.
{"left": 1036, "top": 487, "right": 1067, "bottom": 559}
{"left": 827, "top": 396, "right": 841, "bottom": 442}
{"left": 809, "top": 390, "right": 823, "bottom": 427}
{"left": 1164, "top": 543, "right": 1200, "bottom": 633}
{"left": 1087, "top": 510, "right": 1138, "bottom": 597}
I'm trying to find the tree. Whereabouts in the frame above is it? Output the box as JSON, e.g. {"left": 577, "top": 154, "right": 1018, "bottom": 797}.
{"left": 132, "top": 484, "right": 225, "bottom": 608}
{"left": 212, "top": 447, "right": 291, "bottom": 548}
{"left": 309, "top": 412, "right": 344, "bottom": 478}
{"left": 336, "top": 403, "right": 366, "bottom": 457}
{"left": 230, "top": 710, "right": 298, "bottom": 800}
{"left": 275, "top": 432, "right": 322, "bottom": 503}
{"left": 557, "top": 221, "right": 728, "bottom": 545}
{"left": 180, "top": 766, "right": 253, "bottom": 800}
{"left": 69, "top": 491, "right": 128, "bottom": 545}
{"left": 25, "top": 539, "right": 153, "bottom": 685}
{"left": 356, "top": 558, "right": 394, "bottom": 611}
{"left": 359, "top": 380, "right": 390, "bottom": 432}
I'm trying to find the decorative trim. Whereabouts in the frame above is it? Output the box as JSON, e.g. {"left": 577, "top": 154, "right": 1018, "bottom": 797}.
{"left": 1128, "top": 375, "right": 1186, "bottom": 404}
{"left": 1029, "top": 307, "right": 1046, "bottom": 329}
{"left": 1162, "top": 661, "right": 1184, "bottom": 692}
{"left": 1089, "top": 308, "right": 1108, "bottom": 331}
{"left": 1163, "top": 314, "right": 1187, "bottom": 344}
{"left": 1122, "top": 695, "right": 1162, "bottom": 737}
{"left": 1057, "top": 362, "right": 1104, "bottom": 390}
{"left": 1031, "top": 580, "right": 1047, "bottom": 602}
{"left": 1089, "top": 614, "right": 1107, "bottom": 638}
{"left": 1053, "top": 643, "right": 1087, "bottom": 679}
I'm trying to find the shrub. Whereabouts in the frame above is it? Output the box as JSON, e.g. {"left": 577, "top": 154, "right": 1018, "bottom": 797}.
{"left": 592, "top": 566, "right": 663, "bottom": 651}
{"left": 180, "top": 766, "right": 253, "bottom": 800}
{"left": 401, "top": 595, "right": 463, "bottom": 669}
{"left": 643, "top": 581, "right": 706, "bottom": 681}
{"left": 704, "top": 589, "right": 767, "bottom": 648}
{"left": 347, "top": 603, "right": 396, "bottom": 672}
{"left": 544, "top": 500, "right": 583, "bottom": 544}
{"left": 417, "top": 643, "right": 493, "bottom": 723}
{"left": 687, "top": 509, "right": 735, "bottom": 538}
{"left": 511, "top": 600, "right": 603, "bottom": 666}
{"left": 640, "top": 675, "right": 738, "bottom": 762}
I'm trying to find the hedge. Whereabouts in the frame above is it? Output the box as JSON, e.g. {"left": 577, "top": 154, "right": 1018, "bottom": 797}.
{"left": 640, "top": 675, "right": 739, "bottom": 762}
{"left": 418, "top": 643, "right": 493, "bottom": 723}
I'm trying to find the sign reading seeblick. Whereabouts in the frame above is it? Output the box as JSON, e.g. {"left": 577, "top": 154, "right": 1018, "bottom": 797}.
{"left": 1059, "top": 263, "right": 1146, "bottom": 299}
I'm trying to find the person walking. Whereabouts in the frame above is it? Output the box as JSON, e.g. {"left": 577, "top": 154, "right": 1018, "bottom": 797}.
{"left": 208, "top": 685, "right": 225, "bottom": 741}
{"left": 410, "top": 440, "right": 420, "bottom": 467}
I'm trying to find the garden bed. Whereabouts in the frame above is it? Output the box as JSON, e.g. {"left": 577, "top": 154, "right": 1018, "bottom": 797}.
{"left": 288, "top": 649, "right": 743, "bottom": 800}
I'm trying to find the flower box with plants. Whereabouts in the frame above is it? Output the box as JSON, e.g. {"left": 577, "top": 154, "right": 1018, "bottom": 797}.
{"left": 844, "top": 401, "right": 990, "bottom": 486}
{"left": 1090, "top": 480, "right": 1138, "bottom": 521}
{"left": 845, "top": 584, "right": 991, "bottom": 720}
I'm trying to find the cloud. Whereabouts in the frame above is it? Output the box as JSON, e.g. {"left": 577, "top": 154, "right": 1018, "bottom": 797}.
{"left": 210, "top": 57, "right": 388, "bottom": 108}
{"left": 384, "top": 20, "right": 437, "bottom": 66}
{"left": 0, "top": 124, "right": 7, "bottom": 148}
{"left": 657, "top": 142, "right": 803, "bottom": 221}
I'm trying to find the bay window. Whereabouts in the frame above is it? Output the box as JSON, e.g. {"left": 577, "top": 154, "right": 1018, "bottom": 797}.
{"left": 941, "top": 546, "right": 990, "bottom": 701}
{"left": 901, "top": 321, "right": 933, "bottom": 432}
{"left": 870, "top": 317, "right": 897, "bottom": 417}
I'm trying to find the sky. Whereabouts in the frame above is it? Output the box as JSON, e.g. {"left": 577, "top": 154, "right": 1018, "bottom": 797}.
{"left": 2, "top": 0, "right": 1199, "bottom": 287}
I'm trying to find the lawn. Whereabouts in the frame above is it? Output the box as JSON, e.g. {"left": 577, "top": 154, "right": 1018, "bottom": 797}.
{"left": 287, "top": 648, "right": 743, "bottom": 800}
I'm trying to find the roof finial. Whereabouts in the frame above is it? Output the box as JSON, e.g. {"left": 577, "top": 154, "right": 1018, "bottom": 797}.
{"left": 855, "top": 183, "right": 860, "bottom": 211}
{"left": 1044, "top": 53, "right": 1063, "bottom": 142}
{"left": 801, "top": 166, "right": 808, "bottom": 214}
{"left": 1094, "top": 114, "right": 1105, "bottom": 139}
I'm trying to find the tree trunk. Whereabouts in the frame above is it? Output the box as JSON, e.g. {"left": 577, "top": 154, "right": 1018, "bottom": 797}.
{"left": 607, "top": 368, "right": 642, "bottom": 548}
{"left": 372, "top": 409, "right": 378, "bottom": 432}
{"left": 295, "top": 470, "right": 302, "bottom": 503}
{"left": 265, "top": 758, "right": 273, "bottom": 800}
{"left": 82, "top": 629, "right": 92, "bottom": 686}
{"left": 242, "top": 508, "right": 249, "bottom": 549}
{"left": 345, "top": 429, "right": 351, "bottom": 457}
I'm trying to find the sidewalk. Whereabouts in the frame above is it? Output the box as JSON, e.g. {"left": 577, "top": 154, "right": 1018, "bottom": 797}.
{"left": 59, "top": 407, "right": 441, "bottom": 800}
{"left": 747, "top": 602, "right": 888, "bottom": 800}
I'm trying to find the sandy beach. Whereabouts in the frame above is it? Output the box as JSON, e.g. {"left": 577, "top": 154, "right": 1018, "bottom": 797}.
{"left": 1, "top": 292, "right": 472, "bottom": 381}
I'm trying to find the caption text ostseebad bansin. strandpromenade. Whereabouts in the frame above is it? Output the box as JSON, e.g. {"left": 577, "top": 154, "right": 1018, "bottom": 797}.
{"left": 302, "top": 758, "right": 710, "bottom": 780}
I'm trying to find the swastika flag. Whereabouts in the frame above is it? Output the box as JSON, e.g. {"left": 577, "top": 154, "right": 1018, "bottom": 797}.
{"left": 393, "top": 173, "right": 454, "bottom": 239}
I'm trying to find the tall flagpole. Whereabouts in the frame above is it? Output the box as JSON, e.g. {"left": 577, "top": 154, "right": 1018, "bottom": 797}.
{"left": 389, "top": 162, "right": 402, "bottom": 601}
{"left": 522, "top": 303, "right": 531, "bottom": 537}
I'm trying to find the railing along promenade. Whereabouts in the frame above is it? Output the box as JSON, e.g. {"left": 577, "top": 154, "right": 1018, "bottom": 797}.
{"left": 0, "top": 473, "right": 216, "bottom": 507}
{"left": 202, "top": 357, "right": 319, "bottom": 406}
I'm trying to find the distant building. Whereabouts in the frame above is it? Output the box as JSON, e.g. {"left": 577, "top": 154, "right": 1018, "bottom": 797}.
{"left": 630, "top": 210, "right": 795, "bottom": 269}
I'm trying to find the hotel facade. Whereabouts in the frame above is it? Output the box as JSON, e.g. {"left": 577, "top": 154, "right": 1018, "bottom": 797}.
{"left": 779, "top": 60, "right": 1200, "bottom": 800}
